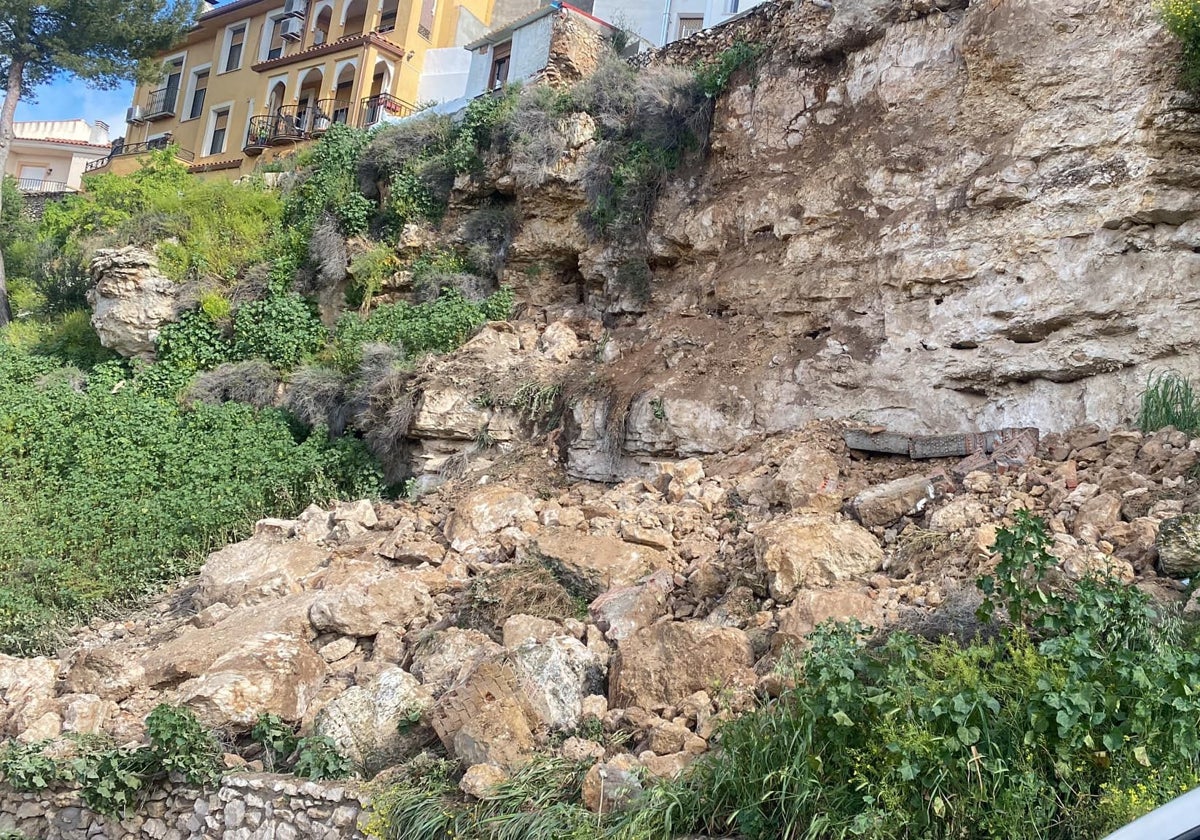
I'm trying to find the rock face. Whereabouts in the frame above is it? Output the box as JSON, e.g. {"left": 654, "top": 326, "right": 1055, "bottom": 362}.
{"left": 561, "top": 0, "right": 1200, "bottom": 480}
{"left": 87, "top": 247, "right": 182, "bottom": 360}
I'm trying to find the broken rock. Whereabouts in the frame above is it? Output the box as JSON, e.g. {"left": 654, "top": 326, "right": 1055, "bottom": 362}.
{"left": 849, "top": 475, "right": 940, "bottom": 527}
{"left": 610, "top": 621, "right": 754, "bottom": 710}
{"left": 754, "top": 515, "right": 884, "bottom": 602}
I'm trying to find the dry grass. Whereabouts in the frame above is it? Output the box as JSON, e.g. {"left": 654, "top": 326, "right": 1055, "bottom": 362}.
{"left": 458, "top": 562, "right": 582, "bottom": 640}
{"left": 186, "top": 360, "right": 280, "bottom": 408}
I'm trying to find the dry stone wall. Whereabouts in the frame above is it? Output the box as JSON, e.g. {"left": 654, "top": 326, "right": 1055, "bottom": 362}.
{"left": 0, "top": 773, "right": 367, "bottom": 840}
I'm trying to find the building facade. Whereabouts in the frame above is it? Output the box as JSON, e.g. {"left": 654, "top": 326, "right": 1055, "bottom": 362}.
{"left": 98, "top": 0, "right": 498, "bottom": 179}
{"left": 6, "top": 120, "right": 111, "bottom": 193}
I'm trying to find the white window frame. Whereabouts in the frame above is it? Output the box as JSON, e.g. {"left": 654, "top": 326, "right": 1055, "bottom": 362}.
{"left": 219, "top": 19, "right": 252, "bottom": 73}
{"left": 258, "top": 8, "right": 288, "bottom": 62}
{"left": 676, "top": 14, "right": 704, "bottom": 39}
{"left": 181, "top": 63, "right": 212, "bottom": 122}
{"left": 156, "top": 51, "right": 188, "bottom": 112}
{"left": 202, "top": 100, "right": 236, "bottom": 157}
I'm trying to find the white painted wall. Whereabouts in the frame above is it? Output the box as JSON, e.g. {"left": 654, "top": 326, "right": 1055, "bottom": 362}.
{"left": 418, "top": 47, "right": 474, "bottom": 103}
{"left": 591, "top": 0, "right": 704, "bottom": 48}
{"left": 701, "top": 0, "right": 765, "bottom": 30}
{"left": 465, "top": 12, "right": 554, "bottom": 98}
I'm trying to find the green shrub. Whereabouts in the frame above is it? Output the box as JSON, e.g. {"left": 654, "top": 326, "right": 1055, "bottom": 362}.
{"left": 0, "top": 344, "right": 381, "bottom": 653}
{"left": 0, "top": 741, "right": 68, "bottom": 792}
{"left": 333, "top": 287, "right": 512, "bottom": 367}
{"left": 156, "top": 309, "right": 234, "bottom": 375}
{"left": 0, "top": 309, "right": 114, "bottom": 369}
{"left": 73, "top": 745, "right": 158, "bottom": 816}
{"left": 1138, "top": 370, "right": 1200, "bottom": 435}
{"left": 293, "top": 735, "right": 352, "bottom": 780}
{"left": 348, "top": 241, "right": 401, "bottom": 309}
{"left": 41, "top": 148, "right": 280, "bottom": 285}
{"left": 145, "top": 704, "right": 222, "bottom": 785}
{"left": 694, "top": 41, "right": 764, "bottom": 98}
{"left": 232, "top": 293, "right": 328, "bottom": 370}
{"left": 251, "top": 713, "right": 301, "bottom": 771}
{"left": 1158, "top": 0, "right": 1200, "bottom": 90}
{"left": 284, "top": 124, "right": 374, "bottom": 236}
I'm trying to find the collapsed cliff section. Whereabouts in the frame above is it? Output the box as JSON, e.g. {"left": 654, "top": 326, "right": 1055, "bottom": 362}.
{"left": 485, "top": 0, "right": 1200, "bottom": 481}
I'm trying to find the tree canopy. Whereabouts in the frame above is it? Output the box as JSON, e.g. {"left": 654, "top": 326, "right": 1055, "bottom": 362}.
{"left": 0, "top": 0, "right": 198, "bottom": 326}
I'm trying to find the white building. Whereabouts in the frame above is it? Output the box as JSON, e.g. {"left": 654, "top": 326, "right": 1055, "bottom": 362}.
{"left": 7, "top": 120, "right": 112, "bottom": 193}
{"left": 590, "top": 0, "right": 762, "bottom": 49}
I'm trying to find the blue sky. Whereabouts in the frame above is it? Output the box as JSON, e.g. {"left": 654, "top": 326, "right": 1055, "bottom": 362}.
{"left": 15, "top": 76, "right": 137, "bottom": 140}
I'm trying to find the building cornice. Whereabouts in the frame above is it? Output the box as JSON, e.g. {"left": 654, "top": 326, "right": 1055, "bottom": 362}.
{"left": 250, "top": 31, "right": 407, "bottom": 72}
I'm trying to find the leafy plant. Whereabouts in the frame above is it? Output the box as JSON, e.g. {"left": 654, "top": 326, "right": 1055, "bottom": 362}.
{"left": 293, "top": 735, "right": 352, "bottom": 780}
{"left": 0, "top": 741, "right": 66, "bottom": 792}
{"left": 694, "top": 41, "right": 764, "bottom": 98}
{"left": 145, "top": 704, "right": 222, "bottom": 785}
{"left": 251, "top": 712, "right": 300, "bottom": 771}
{"left": 73, "top": 745, "right": 158, "bottom": 817}
{"left": 0, "top": 343, "right": 381, "bottom": 653}
{"left": 232, "top": 293, "right": 328, "bottom": 370}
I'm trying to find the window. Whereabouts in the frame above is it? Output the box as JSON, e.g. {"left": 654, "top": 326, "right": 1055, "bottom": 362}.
{"left": 188, "top": 70, "right": 209, "bottom": 119}
{"left": 162, "top": 58, "right": 184, "bottom": 112}
{"left": 488, "top": 40, "right": 511, "bottom": 90}
{"left": 266, "top": 16, "right": 286, "bottom": 59}
{"left": 677, "top": 15, "right": 703, "bottom": 38}
{"left": 209, "top": 107, "right": 230, "bottom": 155}
{"left": 225, "top": 24, "right": 246, "bottom": 71}
{"left": 418, "top": 0, "right": 436, "bottom": 39}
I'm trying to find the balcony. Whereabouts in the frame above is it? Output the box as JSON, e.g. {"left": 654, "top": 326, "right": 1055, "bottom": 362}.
{"left": 16, "top": 178, "right": 70, "bottom": 194}
{"left": 360, "top": 92, "right": 415, "bottom": 128}
{"left": 143, "top": 87, "right": 179, "bottom": 121}
{"left": 244, "top": 106, "right": 314, "bottom": 153}
{"left": 314, "top": 98, "right": 354, "bottom": 132}
{"left": 84, "top": 139, "right": 195, "bottom": 174}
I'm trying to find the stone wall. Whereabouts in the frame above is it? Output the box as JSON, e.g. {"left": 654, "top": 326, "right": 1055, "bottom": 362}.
{"left": 0, "top": 773, "right": 368, "bottom": 840}
{"left": 632, "top": 0, "right": 788, "bottom": 69}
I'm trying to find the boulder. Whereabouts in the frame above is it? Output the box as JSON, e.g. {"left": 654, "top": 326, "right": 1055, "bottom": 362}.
{"left": 502, "top": 615, "right": 563, "bottom": 648}
{"left": 754, "top": 516, "right": 884, "bottom": 602}
{"left": 539, "top": 321, "right": 581, "bottom": 362}
{"left": 589, "top": 569, "right": 673, "bottom": 641}
{"left": 581, "top": 754, "right": 643, "bottom": 814}
{"left": 773, "top": 443, "right": 842, "bottom": 511}
{"left": 460, "top": 763, "right": 510, "bottom": 799}
{"left": 533, "top": 529, "right": 670, "bottom": 599}
{"left": 849, "top": 475, "right": 939, "bottom": 527}
{"left": 0, "top": 656, "right": 59, "bottom": 738}
{"left": 308, "top": 573, "right": 434, "bottom": 637}
{"left": 140, "top": 597, "right": 315, "bottom": 687}
{"left": 315, "top": 667, "right": 433, "bottom": 775}
{"left": 512, "top": 636, "right": 606, "bottom": 730}
{"left": 444, "top": 486, "right": 536, "bottom": 552}
{"left": 60, "top": 694, "right": 117, "bottom": 736}
{"left": 927, "top": 497, "right": 990, "bottom": 534}
{"left": 430, "top": 661, "right": 537, "bottom": 770}
{"left": 378, "top": 531, "right": 447, "bottom": 565}
{"left": 177, "top": 632, "right": 327, "bottom": 727}
{"left": 410, "top": 628, "right": 504, "bottom": 696}
{"left": 86, "top": 246, "right": 181, "bottom": 360}
{"left": 1073, "top": 493, "right": 1123, "bottom": 539}
{"left": 774, "top": 587, "right": 880, "bottom": 649}
{"left": 1157, "top": 514, "right": 1200, "bottom": 578}
{"left": 610, "top": 622, "right": 755, "bottom": 710}
{"left": 61, "top": 647, "right": 145, "bottom": 702}
{"left": 196, "top": 536, "right": 327, "bottom": 610}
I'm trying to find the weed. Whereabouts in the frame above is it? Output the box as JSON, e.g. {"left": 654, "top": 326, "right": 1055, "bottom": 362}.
{"left": 1157, "top": 0, "right": 1200, "bottom": 90}
{"left": 293, "top": 735, "right": 352, "bottom": 780}
{"left": 1138, "top": 370, "right": 1200, "bottom": 435}
{"left": 650, "top": 397, "right": 666, "bottom": 421}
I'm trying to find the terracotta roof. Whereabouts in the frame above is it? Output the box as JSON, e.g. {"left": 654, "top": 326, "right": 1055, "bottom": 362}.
{"left": 251, "top": 30, "right": 407, "bottom": 72}
{"left": 13, "top": 136, "right": 111, "bottom": 150}
{"left": 188, "top": 158, "right": 244, "bottom": 173}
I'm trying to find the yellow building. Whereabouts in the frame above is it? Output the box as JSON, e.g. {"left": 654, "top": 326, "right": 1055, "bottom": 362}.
{"left": 94, "top": 0, "right": 499, "bottom": 179}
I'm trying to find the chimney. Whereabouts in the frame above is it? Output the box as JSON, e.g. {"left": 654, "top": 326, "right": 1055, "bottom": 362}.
{"left": 90, "top": 120, "right": 111, "bottom": 145}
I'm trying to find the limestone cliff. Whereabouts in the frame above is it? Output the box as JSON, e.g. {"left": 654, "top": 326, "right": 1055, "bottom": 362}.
{"left": 473, "top": 0, "right": 1200, "bottom": 480}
